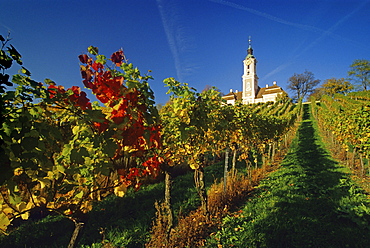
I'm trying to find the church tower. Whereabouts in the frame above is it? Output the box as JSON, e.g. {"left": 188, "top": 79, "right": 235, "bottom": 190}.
{"left": 242, "top": 37, "right": 258, "bottom": 104}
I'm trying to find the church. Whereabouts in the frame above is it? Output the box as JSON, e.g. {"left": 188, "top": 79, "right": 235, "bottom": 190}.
{"left": 222, "top": 38, "right": 285, "bottom": 105}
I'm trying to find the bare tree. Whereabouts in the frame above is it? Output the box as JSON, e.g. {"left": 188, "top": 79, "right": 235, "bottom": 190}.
{"left": 287, "top": 70, "right": 320, "bottom": 101}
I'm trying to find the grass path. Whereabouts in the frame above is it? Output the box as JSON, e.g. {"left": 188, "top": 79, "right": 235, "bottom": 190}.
{"left": 207, "top": 104, "right": 370, "bottom": 247}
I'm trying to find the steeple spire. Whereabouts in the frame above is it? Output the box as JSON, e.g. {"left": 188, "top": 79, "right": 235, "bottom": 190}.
{"left": 246, "top": 36, "right": 254, "bottom": 58}
{"left": 247, "top": 36, "right": 253, "bottom": 56}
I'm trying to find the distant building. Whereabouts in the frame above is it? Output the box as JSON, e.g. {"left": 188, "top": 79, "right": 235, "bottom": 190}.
{"left": 222, "top": 38, "right": 285, "bottom": 105}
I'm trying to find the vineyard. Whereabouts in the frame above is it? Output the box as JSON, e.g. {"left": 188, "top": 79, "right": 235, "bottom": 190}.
{"left": 312, "top": 92, "right": 370, "bottom": 180}
{"left": 1, "top": 36, "right": 370, "bottom": 247}
{"left": 205, "top": 103, "right": 370, "bottom": 247}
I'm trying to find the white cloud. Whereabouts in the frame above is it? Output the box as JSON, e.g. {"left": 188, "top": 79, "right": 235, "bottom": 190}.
{"left": 156, "top": 0, "right": 198, "bottom": 82}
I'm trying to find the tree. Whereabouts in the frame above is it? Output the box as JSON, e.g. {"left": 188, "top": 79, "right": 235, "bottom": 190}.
{"left": 348, "top": 59, "right": 370, "bottom": 91}
{"left": 202, "top": 85, "right": 223, "bottom": 96}
{"left": 321, "top": 78, "right": 353, "bottom": 96}
{"left": 309, "top": 87, "right": 325, "bottom": 101}
{"left": 287, "top": 70, "right": 320, "bottom": 101}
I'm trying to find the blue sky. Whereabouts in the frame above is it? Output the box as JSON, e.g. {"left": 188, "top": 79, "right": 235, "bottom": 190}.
{"left": 1, "top": 0, "right": 369, "bottom": 104}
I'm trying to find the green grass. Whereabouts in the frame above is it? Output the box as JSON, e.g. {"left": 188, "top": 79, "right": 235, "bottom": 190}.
{"left": 206, "top": 104, "right": 370, "bottom": 247}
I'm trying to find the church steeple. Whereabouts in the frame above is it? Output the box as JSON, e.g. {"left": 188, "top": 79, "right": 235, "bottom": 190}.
{"left": 222, "top": 37, "right": 286, "bottom": 105}
{"left": 242, "top": 36, "right": 258, "bottom": 104}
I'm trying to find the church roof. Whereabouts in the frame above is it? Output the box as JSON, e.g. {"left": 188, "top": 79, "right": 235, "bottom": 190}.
{"left": 256, "top": 85, "right": 284, "bottom": 98}
{"left": 222, "top": 84, "right": 285, "bottom": 101}
{"left": 223, "top": 91, "right": 243, "bottom": 100}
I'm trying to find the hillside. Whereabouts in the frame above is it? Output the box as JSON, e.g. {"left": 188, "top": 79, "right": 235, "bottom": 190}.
{"left": 1, "top": 102, "right": 370, "bottom": 247}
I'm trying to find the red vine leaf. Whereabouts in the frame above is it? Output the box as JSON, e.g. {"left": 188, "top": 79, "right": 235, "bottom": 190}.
{"left": 78, "top": 54, "right": 89, "bottom": 64}
{"left": 111, "top": 50, "right": 124, "bottom": 66}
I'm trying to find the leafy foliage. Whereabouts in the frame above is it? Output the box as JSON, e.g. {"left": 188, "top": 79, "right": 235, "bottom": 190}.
{"left": 152, "top": 77, "right": 300, "bottom": 245}
{"left": 348, "top": 59, "right": 370, "bottom": 91}
{"left": 316, "top": 93, "right": 370, "bottom": 160}
{"left": 0, "top": 42, "right": 162, "bottom": 233}
{"left": 321, "top": 78, "right": 354, "bottom": 96}
{"left": 0, "top": 34, "right": 302, "bottom": 247}
{"left": 312, "top": 92, "right": 370, "bottom": 178}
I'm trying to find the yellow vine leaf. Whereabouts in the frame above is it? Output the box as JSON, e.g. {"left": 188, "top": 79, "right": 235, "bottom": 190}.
{"left": 2, "top": 207, "right": 13, "bottom": 216}
{"left": 0, "top": 213, "right": 10, "bottom": 231}
{"left": 114, "top": 184, "right": 127, "bottom": 197}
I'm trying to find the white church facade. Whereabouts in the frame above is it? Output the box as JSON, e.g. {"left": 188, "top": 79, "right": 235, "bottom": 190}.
{"left": 222, "top": 38, "right": 285, "bottom": 105}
